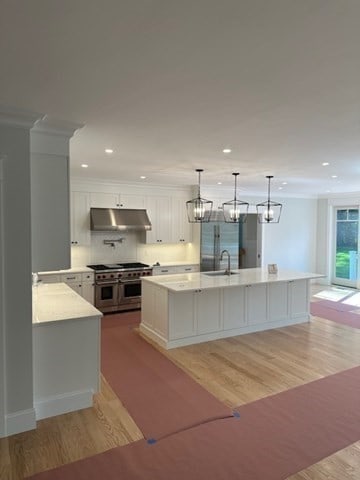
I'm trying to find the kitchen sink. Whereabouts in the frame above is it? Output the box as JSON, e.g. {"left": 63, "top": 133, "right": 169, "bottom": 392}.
{"left": 203, "top": 271, "right": 238, "bottom": 276}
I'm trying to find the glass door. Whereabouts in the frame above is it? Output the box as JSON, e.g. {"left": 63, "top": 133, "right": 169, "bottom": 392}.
{"left": 332, "top": 207, "right": 359, "bottom": 287}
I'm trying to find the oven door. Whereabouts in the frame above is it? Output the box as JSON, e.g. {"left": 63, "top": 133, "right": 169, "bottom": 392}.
{"left": 119, "top": 279, "right": 142, "bottom": 305}
{"left": 95, "top": 281, "right": 119, "bottom": 310}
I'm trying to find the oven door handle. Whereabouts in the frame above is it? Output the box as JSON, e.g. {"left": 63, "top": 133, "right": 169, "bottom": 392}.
{"left": 96, "top": 281, "right": 119, "bottom": 286}
{"left": 119, "top": 279, "right": 141, "bottom": 284}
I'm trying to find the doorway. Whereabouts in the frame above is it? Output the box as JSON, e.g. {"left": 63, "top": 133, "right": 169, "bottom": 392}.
{"left": 332, "top": 206, "right": 359, "bottom": 288}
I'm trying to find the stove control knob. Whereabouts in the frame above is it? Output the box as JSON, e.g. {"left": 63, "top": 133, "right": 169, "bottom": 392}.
{"left": 110, "top": 274, "right": 114, "bottom": 278}
{"left": 118, "top": 273, "right": 122, "bottom": 278}
{"left": 102, "top": 275, "right": 106, "bottom": 279}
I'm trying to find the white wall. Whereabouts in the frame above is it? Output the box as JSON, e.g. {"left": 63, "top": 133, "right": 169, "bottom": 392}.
{"left": 261, "top": 197, "right": 318, "bottom": 271}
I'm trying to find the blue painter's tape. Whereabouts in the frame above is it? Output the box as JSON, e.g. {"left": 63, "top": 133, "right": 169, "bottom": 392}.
{"left": 147, "top": 438, "right": 157, "bottom": 445}
{"left": 233, "top": 411, "right": 241, "bottom": 418}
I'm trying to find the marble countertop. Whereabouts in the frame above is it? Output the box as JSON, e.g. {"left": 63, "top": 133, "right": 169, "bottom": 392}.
{"left": 32, "top": 283, "right": 102, "bottom": 326}
{"left": 37, "top": 266, "right": 93, "bottom": 275}
{"left": 143, "top": 268, "right": 324, "bottom": 292}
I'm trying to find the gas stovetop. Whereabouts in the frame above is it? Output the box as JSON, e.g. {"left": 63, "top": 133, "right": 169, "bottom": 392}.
{"left": 87, "top": 262, "right": 150, "bottom": 272}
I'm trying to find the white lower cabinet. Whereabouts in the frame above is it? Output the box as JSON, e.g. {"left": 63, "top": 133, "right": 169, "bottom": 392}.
{"left": 169, "top": 291, "right": 195, "bottom": 339}
{"left": 289, "top": 279, "right": 308, "bottom": 318}
{"left": 268, "top": 282, "right": 289, "bottom": 322}
{"left": 223, "top": 286, "right": 246, "bottom": 330}
{"left": 141, "top": 278, "right": 311, "bottom": 349}
{"left": 196, "top": 289, "right": 222, "bottom": 334}
{"left": 246, "top": 283, "right": 267, "bottom": 325}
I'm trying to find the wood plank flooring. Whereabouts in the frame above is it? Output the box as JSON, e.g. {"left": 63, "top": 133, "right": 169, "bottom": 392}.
{"left": 1, "top": 295, "right": 360, "bottom": 479}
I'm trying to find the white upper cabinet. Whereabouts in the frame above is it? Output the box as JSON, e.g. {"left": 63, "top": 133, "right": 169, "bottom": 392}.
{"left": 89, "top": 192, "right": 145, "bottom": 209}
{"left": 145, "top": 195, "right": 172, "bottom": 244}
{"left": 71, "top": 191, "right": 90, "bottom": 246}
{"left": 171, "top": 196, "right": 192, "bottom": 243}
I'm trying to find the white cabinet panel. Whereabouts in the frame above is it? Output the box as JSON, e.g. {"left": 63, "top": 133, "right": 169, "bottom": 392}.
{"left": 82, "top": 283, "right": 94, "bottom": 304}
{"left": 289, "top": 279, "right": 309, "bottom": 318}
{"left": 169, "top": 291, "right": 195, "bottom": 339}
{"left": 223, "top": 286, "right": 246, "bottom": 330}
{"left": 145, "top": 196, "right": 171, "bottom": 244}
{"left": 154, "top": 286, "right": 168, "bottom": 337}
{"left": 196, "top": 289, "right": 222, "bottom": 334}
{"left": 90, "top": 192, "right": 120, "bottom": 208}
{"left": 141, "top": 283, "right": 156, "bottom": 328}
{"left": 90, "top": 192, "right": 145, "bottom": 209}
{"left": 246, "top": 284, "right": 267, "bottom": 325}
{"left": 172, "top": 196, "right": 192, "bottom": 243}
{"left": 268, "top": 282, "right": 289, "bottom": 322}
{"left": 71, "top": 192, "right": 90, "bottom": 246}
{"left": 120, "top": 194, "right": 144, "bottom": 209}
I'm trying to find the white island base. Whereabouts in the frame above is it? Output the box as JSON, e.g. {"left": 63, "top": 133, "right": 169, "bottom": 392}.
{"left": 140, "top": 268, "right": 323, "bottom": 349}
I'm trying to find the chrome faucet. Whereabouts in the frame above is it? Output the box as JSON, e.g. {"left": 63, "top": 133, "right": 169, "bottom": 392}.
{"left": 220, "top": 249, "right": 231, "bottom": 275}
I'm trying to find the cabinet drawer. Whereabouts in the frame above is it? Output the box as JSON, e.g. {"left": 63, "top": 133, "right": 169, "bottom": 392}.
{"left": 61, "top": 273, "right": 82, "bottom": 282}
{"left": 37, "top": 274, "right": 61, "bottom": 284}
{"left": 175, "top": 265, "right": 199, "bottom": 273}
{"left": 152, "top": 266, "right": 178, "bottom": 275}
{"left": 81, "top": 272, "right": 94, "bottom": 282}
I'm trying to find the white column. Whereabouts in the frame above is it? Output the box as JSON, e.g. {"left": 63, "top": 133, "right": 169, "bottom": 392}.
{"left": 0, "top": 107, "right": 82, "bottom": 437}
{"left": 0, "top": 106, "right": 43, "bottom": 437}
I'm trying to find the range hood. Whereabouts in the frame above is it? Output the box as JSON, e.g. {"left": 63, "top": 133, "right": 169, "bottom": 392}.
{"left": 90, "top": 208, "right": 152, "bottom": 231}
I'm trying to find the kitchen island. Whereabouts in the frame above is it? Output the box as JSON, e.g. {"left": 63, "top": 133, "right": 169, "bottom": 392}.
{"left": 140, "top": 268, "right": 323, "bottom": 349}
{"left": 32, "top": 283, "right": 102, "bottom": 420}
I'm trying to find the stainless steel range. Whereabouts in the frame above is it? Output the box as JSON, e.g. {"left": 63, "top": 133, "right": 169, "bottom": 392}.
{"left": 87, "top": 262, "right": 152, "bottom": 313}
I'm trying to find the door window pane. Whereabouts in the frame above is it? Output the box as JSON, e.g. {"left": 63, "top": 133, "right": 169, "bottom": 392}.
{"left": 337, "top": 209, "right": 347, "bottom": 220}
{"left": 335, "top": 209, "right": 359, "bottom": 280}
{"left": 348, "top": 209, "right": 359, "bottom": 220}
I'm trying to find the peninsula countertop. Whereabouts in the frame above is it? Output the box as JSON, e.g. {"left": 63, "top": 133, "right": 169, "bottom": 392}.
{"left": 32, "top": 282, "right": 102, "bottom": 325}
{"left": 142, "top": 267, "right": 324, "bottom": 292}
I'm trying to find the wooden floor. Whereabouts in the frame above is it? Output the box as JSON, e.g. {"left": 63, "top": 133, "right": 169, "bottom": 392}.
{"left": 1, "top": 288, "right": 360, "bottom": 479}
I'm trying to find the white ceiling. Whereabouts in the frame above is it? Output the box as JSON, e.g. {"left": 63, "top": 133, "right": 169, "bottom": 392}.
{"left": 1, "top": 0, "right": 360, "bottom": 196}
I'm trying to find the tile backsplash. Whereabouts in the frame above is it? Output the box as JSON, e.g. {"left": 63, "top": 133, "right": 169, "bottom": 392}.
{"left": 70, "top": 232, "right": 199, "bottom": 268}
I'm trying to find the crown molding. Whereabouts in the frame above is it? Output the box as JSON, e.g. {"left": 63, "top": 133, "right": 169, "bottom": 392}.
{"left": 0, "top": 105, "right": 44, "bottom": 129}
{"left": 32, "top": 116, "right": 84, "bottom": 138}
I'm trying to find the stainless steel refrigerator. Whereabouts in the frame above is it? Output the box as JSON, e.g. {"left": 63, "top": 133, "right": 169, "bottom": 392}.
{"left": 200, "top": 213, "right": 260, "bottom": 271}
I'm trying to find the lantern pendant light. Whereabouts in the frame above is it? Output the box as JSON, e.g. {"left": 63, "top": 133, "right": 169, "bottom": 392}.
{"left": 186, "top": 169, "right": 213, "bottom": 223}
{"left": 256, "top": 175, "right": 282, "bottom": 223}
{"left": 222, "top": 173, "right": 249, "bottom": 223}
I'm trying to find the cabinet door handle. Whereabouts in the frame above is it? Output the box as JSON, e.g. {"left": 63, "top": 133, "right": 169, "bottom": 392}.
{"left": 185, "top": 268, "right": 191, "bottom": 271}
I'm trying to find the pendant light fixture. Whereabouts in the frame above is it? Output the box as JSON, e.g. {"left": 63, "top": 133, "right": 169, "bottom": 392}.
{"left": 186, "top": 169, "right": 213, "bottom": 223}
{"left": 222, "top": 173, "right": 249, "bottom": 223}
{"left": 256, "top": 175, "right": 282, "bottom": 223}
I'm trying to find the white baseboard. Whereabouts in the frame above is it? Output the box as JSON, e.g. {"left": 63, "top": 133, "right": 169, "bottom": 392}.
{"left": 5, "top": 408, "right": 36, "bottom": 436}
{"left": 34, "top": 389, "right": 94, "bottom": 420}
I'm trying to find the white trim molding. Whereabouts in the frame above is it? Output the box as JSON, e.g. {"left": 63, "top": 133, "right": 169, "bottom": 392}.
{"left": 34, "top": 389, "right": 94, "bottom": 421}
{"left": 0, "top": 105, "right": 44, "bottom": 128}
{"left": 5, "top": 408, "right": 36, "bottom": 436}
{"left": 0, "top": 155, "right": 5, "bottom": 437}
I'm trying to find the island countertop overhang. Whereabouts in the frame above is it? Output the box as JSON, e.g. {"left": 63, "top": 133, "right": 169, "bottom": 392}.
{"left": 142, "top": 268, "right": 324, "bottom": 293}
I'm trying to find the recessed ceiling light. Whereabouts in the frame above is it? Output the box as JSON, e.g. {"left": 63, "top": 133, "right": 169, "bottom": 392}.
{"left": 217, "top": 182, "right": 222, "bottom": 185}
{"left": 282, "top": 182, "right": 287, "bottom": 185}
{"left": 278, "top": 187, "right": 283, "bottom": 190}
{"left": 222, "top": 148, "right": 232, "bottom": 154}
{"left": 331, "top": 175, "right": 338, "bottom": 178}
{"left": 322, "top": 162, "right": 329, "bottom": 166}
{"left": 105, "top": 148, "right": 114, "bottom": 154}
{"left": 140, "top": 176, "right": 146, "bottom": 179}
{"left": 326, "top": 190, "right": 331, "bottom": 193}
{"left": 81, "top": 164, "right": 88, "bottom": 168}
